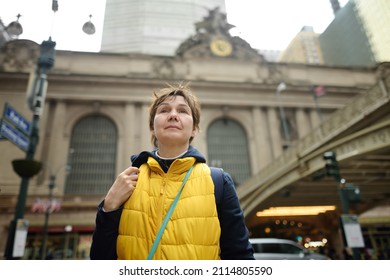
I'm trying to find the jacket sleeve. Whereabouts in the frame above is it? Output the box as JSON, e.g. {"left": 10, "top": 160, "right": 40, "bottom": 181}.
{"left": 218, "top": 172, "right": 255, "bottom": 260}
{"left": 89, "top": 200, "right": 122, "bottom": 260}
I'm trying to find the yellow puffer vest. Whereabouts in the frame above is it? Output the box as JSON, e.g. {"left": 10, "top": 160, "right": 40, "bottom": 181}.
{"left": 117, "top": 156, "right": 221, "bottom": 260}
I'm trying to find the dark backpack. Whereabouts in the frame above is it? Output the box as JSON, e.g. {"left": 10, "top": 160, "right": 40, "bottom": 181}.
{"left": 210, "top": 167, "right": 224, "bottom": 210}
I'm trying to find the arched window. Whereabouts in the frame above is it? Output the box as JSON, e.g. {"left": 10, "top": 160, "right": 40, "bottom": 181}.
{"left": 207, "top": 118, "right": 251, "bottom": 185}
{"left": 65, "top": 115, "right": 117, "bottom": 195}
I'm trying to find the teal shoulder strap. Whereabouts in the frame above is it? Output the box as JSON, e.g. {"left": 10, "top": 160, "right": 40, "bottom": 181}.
{"left": 147, "top": 165, "right": 194, "bottom": 260}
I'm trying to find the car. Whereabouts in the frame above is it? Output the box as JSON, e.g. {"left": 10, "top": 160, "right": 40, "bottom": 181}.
{"left": 249, "top": 238, "right": 330, "bottom": 260}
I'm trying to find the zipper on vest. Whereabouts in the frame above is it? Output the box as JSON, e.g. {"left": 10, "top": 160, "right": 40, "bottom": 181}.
{"left": 160, "top": 179, "right": 166, "bottom": 195}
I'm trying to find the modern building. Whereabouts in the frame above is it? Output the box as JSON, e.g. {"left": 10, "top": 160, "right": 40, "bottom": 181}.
{"left": 0, "top": 8, "right": 389, "bottom": 260}
{"left": 279, "top": 26, "right": 324, "bottom": 65}
{"left": 320, "top": 0, "right": 390, "bottom": 67}
{"left": 280, "top": 0, "right": 390, "bottom": 67}
{"left": 101, "top": 0, "right": 226, "bottom": 55}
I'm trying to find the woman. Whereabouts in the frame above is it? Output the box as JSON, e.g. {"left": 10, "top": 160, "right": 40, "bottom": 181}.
{"left": 90, "top": 83, "right": 254, "bottom": 260}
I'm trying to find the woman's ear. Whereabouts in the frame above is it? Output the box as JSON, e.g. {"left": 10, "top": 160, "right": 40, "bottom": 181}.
{"left": 191, "top": 127, "right": 197, "bottom": 138}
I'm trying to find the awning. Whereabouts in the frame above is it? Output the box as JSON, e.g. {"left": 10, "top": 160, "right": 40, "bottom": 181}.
{"left": 358, "top": 205, "right": 390, "bottom": 225}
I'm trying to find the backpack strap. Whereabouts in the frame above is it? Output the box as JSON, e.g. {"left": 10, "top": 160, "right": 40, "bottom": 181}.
{"left": 210, "top": 167, "right": 224, "bottom": 210}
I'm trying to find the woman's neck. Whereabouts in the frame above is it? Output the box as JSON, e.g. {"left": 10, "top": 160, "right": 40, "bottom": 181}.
{"left": 156, "top": 146, "right": 189, "bottom": 159}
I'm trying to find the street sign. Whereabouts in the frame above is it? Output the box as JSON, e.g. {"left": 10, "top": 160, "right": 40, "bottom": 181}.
{"left": 340, "top": 214, "right": 365, "bottom": 248}
{"left": 0, "top": 119, "right": 30, "bottom": 152}
{"left": 12, "top": 219, "right": 29, "bottom": 258}
{"left": 3, "top": 103, "right": 31, "bottom": 136}
{"left": 0, "top": 103, "right": 31, "bottom": 152}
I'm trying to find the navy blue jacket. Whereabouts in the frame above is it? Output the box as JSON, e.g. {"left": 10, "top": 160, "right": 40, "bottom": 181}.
{"left": 90, "top": 146, "right": 254, "bottom": 260}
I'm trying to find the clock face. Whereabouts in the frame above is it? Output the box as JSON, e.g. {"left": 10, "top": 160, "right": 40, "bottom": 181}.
{"left": 210, "top": 39, "right": 233, "bottom": 57}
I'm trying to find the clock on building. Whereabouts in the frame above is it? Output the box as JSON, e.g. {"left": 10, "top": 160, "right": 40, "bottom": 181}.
{"left": 210, "top": 38, "right": 233, "bottom": 57}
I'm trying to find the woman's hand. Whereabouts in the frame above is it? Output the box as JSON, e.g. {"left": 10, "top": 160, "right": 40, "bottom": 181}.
{"left": 103, "top": 166, "right": 140, "bottom": 211}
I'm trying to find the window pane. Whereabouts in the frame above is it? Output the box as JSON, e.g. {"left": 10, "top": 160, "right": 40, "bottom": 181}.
{"left": 281, "top": 243, "right": 302, "bottom": 254}
{"left": 207, "top": 118, "right": 250, "bottom": 185}
{"left": 65, "top": 115, "right": 117, "bottom": 195}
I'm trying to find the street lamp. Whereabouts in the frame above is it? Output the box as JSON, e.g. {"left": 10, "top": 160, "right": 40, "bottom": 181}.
{"left": 63, "top": 225, "right": 73, "bottom": 259}
{"left": 38, "top": 156, "right": 72, "bottom": 260}
{"left": 38, "top": 174, "right": 57, "bottom": 260}
{"left": 5, "top": 36, "right": 56, "bottom": 260}
{"left": 4, "top": 0, "right": 95, "bottom": 259}
{"left": 275, "top": 82, "right": 291, "bottom": 148}
{"left": 322, "top": 151, "right": 363, "bottom": 259}
{"left": 82, "top": 15, "right": 96, "bottom": 35}
{"left": 5, "top": 14, "right": 23, "bottom": 39}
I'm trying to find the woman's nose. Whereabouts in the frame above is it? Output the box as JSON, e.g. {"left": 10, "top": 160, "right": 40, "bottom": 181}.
{"left": 168, "top": 109, "right": 179, "bottom": 119}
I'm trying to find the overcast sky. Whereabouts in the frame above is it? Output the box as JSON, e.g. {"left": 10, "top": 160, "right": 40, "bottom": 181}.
{"left": 0, "top": 0, "right": 349, "bottom": 52}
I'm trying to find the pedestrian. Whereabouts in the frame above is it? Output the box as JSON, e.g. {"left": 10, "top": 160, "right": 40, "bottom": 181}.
{"left": 90, "top": 83, "right": 254, "bottom": 260}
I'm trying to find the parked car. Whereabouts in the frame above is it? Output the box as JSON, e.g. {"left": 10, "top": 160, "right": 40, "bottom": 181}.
{"left": 250, "top": 238, "right": 330, "bottom": 260}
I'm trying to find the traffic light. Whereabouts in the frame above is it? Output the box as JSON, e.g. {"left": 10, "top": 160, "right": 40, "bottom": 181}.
{"left": 323, "top": 151, "right": 340, "bottom": 180}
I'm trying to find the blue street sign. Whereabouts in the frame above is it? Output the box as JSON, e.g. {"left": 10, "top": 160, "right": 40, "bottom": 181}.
{"left": 3, "top": 103, "right": 31, "bottom": 136}
{"left": 0, "top": 120, "right": 5, "bottom": 140}
{"left": 0, "top": 119, "right": 30, "bottom": 152}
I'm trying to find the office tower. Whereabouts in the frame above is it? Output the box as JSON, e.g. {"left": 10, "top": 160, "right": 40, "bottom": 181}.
{"left": 101, "top": 0, "right": 226, "bottom": 55}
{"left": 279, "top": 26, "right": 324, "bottom": 65}
{"left": 320, "top": 0, "right": 390, "bottom": 66}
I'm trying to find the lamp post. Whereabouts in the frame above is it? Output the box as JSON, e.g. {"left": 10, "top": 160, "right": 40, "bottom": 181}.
{"left": 323, "top": 151, "right": 348, "bottom": 212}
{"left": 5, "top": 37, "right": 56, "bottom": 260}
{"left": 63, "top": 225, "right": 73, "bottom": 259}
{"left": 275, "top": 82, "right": 291, "bottom": 148}
{"left": 3, "top": 0, "right": 95, "bottom": 259}
{"left": 39, "top": 174, "right": 55, "bottom": 260}
{"left": 39, "top": 161, "right": 71, "bottom": 260}
{"left": 323, "top": 151, "right": 363, "bottom": 259}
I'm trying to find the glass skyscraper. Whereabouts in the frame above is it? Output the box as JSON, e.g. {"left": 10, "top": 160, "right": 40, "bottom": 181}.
{"left": 101, "top": 0, "right": 226, "bottom": 55}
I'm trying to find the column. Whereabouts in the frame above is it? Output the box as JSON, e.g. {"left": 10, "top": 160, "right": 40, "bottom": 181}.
{"left": 122, "top": 103, "right": 136, "bottom": 170}
{"left": 45, "top": 101, "right": 68, "bottom": 191}
{"left": 310, "top": 108, "right": 321, "bottom": 128}
{"left": 267, "top": 107, "right": 283, "bottom": 158}
{"left": 252, "top": 107, "right": 272, "bottom": 172}
{"left": 296, "top": 108, "right": 311, "bottom": 138}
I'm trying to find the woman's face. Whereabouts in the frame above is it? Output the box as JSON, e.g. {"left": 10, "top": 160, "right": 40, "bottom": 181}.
{"left": 152, "top": 95, "right": 196, "bottom": 147}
